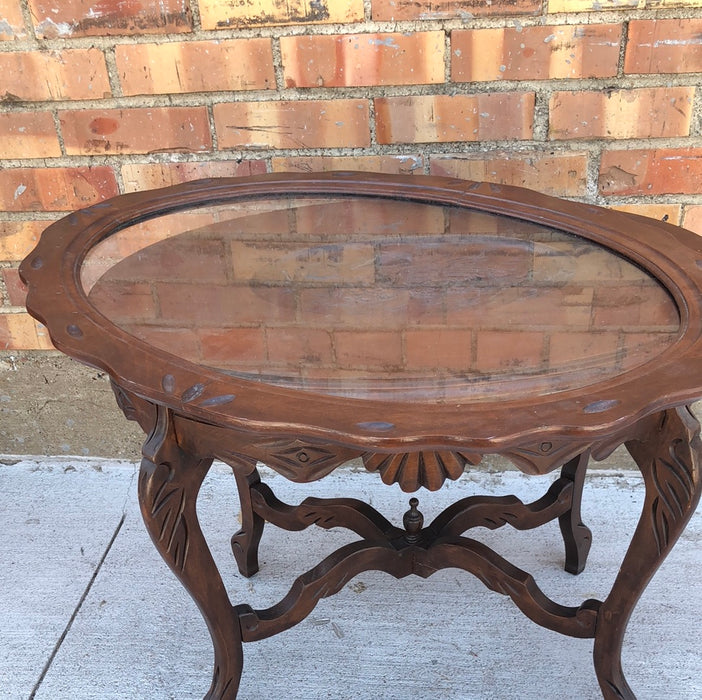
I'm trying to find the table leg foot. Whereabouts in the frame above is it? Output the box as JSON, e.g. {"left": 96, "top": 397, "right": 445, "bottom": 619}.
{"left": 230, "top": 465, "right": 264, "bottom": 578}
{"left": 594, "top": 406, "right": 702, "bottom": 699}
{"left": 139, "top": 406, "right": 243, "bottom": 700}
{"left": 558, "top": 452, "right": 592, "bottom": 574}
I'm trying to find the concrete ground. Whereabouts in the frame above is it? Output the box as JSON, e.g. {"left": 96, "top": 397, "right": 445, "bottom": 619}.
{"left": 2, "top": 456, "right": 701, "bottom": 700}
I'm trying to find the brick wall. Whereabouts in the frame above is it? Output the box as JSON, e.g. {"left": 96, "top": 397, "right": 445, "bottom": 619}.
{"left": 1, "top": 0, "right": 702, "bottom": 352}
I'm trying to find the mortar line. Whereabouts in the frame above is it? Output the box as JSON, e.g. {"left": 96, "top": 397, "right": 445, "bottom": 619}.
{"left": 28, "top": 513, "right": 127, "bottom": 700}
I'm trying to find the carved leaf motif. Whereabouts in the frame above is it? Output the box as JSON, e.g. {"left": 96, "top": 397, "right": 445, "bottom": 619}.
{"left": 650, "top": 438, "right": 696, "bottom": 555}
{"left": 111, "top": 382, "right": 137, "bottom": 421}
{"left": 362, "top": 450, "right": 482, "bottom": 492}
{"left": 140, "top": 462, "right": 189, "bottom": 571}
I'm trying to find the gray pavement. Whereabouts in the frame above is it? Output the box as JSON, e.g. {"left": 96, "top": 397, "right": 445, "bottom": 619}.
{"left": 1, "top": 456, "right": 701, "bottom": 700}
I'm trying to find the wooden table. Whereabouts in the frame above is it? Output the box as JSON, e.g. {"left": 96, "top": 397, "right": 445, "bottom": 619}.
{"left": 20, "top": 172, "right": 702, "bottom": 699}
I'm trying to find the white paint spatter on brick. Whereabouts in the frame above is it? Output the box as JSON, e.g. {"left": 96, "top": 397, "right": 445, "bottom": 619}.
{"left": 34, "top": 18, "right": 74, "bottom": 38}
{"left": 367, "top": 36, "right": 399, "bottom": 48}
{"left": 13, "top": 185, "right": 26, "bottom": 200}
{"left": 398, "top": 155, "right": 423, "bottom": 171}
{"left": 86, "top": 7, "right": 106, "bottom": 20}
{"left": 653, "top": 38, "right": 702, "bottom": 47}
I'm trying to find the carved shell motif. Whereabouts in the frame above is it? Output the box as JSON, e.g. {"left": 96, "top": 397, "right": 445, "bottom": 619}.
{"left": 362, "top": 450, "right": 483, "bottom": 492}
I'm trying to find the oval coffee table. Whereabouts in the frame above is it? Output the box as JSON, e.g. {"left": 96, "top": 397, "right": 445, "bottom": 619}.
{"left": 20, "top": 172, "right": 702, "bottom": 698}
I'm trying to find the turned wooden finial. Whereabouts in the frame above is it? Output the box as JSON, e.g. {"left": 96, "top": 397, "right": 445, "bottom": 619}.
{"left": 403, "top": 497, "right": 424, "bottom": 544}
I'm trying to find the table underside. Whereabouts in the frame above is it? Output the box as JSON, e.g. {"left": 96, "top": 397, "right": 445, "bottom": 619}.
{"left": 111, "top": 384, "right": 702, "bottom": 700}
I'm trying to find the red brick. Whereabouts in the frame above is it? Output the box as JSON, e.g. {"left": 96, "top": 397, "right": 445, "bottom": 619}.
{"left": 0, "top": 313, "right": 53, "bottom": 350}
{"left": 430, "top": 152, "right": 588, "bottom": 197}
{"left": 377, "top": 241, "right": 531, "bottom": 287}
{"left": 271, "top": 155, "right": 424, "bottom": 175}
{"left": 80, "top": 214, "right": 227, "bottom": 296}
{"left": 214, "top": 100, "right": 370, "bottom": 149}
{"left": 375, "top": 94, "right": 535, "bottom": 144}
{"left": 300, "top": 366, "right": 392, "bottom": 390}
{"left": 549, "top": 87, "right": 693, "bottom": 140}
{"left": 619, "top": 332, "right": 678, "bottom": 371}
{"left": 446, "top": 287, "right": 593, "bottom": 330}
{"left": 266, "top": 327, "right": 333, "bottom": 367}
{"left": 445, "top": 209, "right": 503, "bottom": 236}
{"left": 116, "top": 39, "right": 275, "bottom": 96}
{"left": 553, "top": 0, "right": 702, "bottom": 8}
{"left": 299, "top": 288, "right": 410, "bottom": 329}
{"left": 373, "top": 0, "right": 540, "bottom": 20}
{"left": 0, "top": 167, "right": 118, "bottom": 212}
{"left": 533, "top": 241, "right": 645, "bottom": 284}
{"left": 452, "top": 25, "right": 620, "bottom": 82}
{"left": 28, "top": 0, "right": 191, "bottom": 38}
{"left": 2, "top": 267, "right": 26, "bottom": 305}
{"left": 0, "top": 112, "right": 60, "bottom": 159}
{"left": 157, "top": 284, "right": 296, "bottom": 326}
{"left": 334, "top": 330, "right": 403, "bottom": 369}
{"left": 0, "top": 49, "right": 110, "bottom": 101}
{"left": 80, "top": 258, "right": 113, "bottom": 295}
{"left": 60, "top": 107, "right": 211, "bottom": 156}
{"left": 609, "top": 203, "right": 681, "bottom": 224}
{"left": 199, "top": 327, "right": 266, "bottom": 365}
{"left": 0, "top": 220, "right": 47, "bottom": 260}
{"left": 0, "top": 0, "right": 27, "bottom": 40}
{"left": 121, "top": 161, "right": 267, "bottom": 192}
{"left": 408, "top": 288, "right": 447, "bottom": 326}
{"left": 683, "top": 207, "right": 702, "bottom": 235}
{"left": 213, "top": 207, "right": 292, "bottom": 238}
{"left": 599, "top": 148, "right": 702, "bottom": 196}
{"left": 199, "top": 0, "right": 363, "bottom": 29}
{"left": 405, "top": 329, "right": 473, "bottom": 370}
{"left": 102, "top": 236, "right": 230, "bottom": 285}
{"left": 475, "top": 331, "right": 544, "bottom": 372}
{"left": 549, "top": 331, "right": 619, "bottom": 368}
{"left": 281, "top": 31, "right": 445, "bottom": 88}
{"left": 230, "top": 241, "right": 375, "bottom": 286}
{"left": 120, "top": 324, "right": 201, "bottom": 360}
{"left": 591, "top": 284, "right": 678, "bottom": 330}
{"left": 625, "top": 19, "right": 702, "bottom": 74}
{"left": 547, "top": 0, "right": 636, "bottom": 10}
{"left": 293, "top": 198, "right": 445, "bottom": 237}
{"left": 87, "top": 281, "right": 158, "bottom": 322}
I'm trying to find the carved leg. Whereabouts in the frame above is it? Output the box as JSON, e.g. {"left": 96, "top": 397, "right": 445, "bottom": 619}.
{"left": 594, "top": 406, "right": 702, "bottom": 700}
{"left": 230, "top": 465, "right": 265, "bottom": 577}
{"left": 558, "top": 452, "right": 592, "bottom": 574}
{"left": 139, "top": 406, "right": 242, "bottom": 700}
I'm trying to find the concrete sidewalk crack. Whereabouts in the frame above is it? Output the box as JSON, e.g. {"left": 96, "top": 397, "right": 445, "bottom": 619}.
{"left": 121, "top": 462, "right": 139, "bottom": 516}
{"left": 28, "top": 514, "right": 126, "bottom": 700}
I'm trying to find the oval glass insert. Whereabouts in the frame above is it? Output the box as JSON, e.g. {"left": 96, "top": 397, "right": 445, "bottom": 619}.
{"left": 83, "top": 194, "right": 680, "bottom": 402}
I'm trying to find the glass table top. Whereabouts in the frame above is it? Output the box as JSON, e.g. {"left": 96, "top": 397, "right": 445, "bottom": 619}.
{"left": 82, "top": 194, "right": 680, "bottom": 403}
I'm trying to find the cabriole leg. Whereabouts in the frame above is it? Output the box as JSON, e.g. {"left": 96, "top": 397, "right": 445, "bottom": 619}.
{"left": 139, "top": 406, "right": 242, "bottom": 700}
{"left": 594, "top": 406, "right": 702, "bottom": 699}
{"left": 230, "top": 464, "right": 265, "bottom": 578}
{"left": 559, "top": 451, "right": 592, "bottom": 574}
